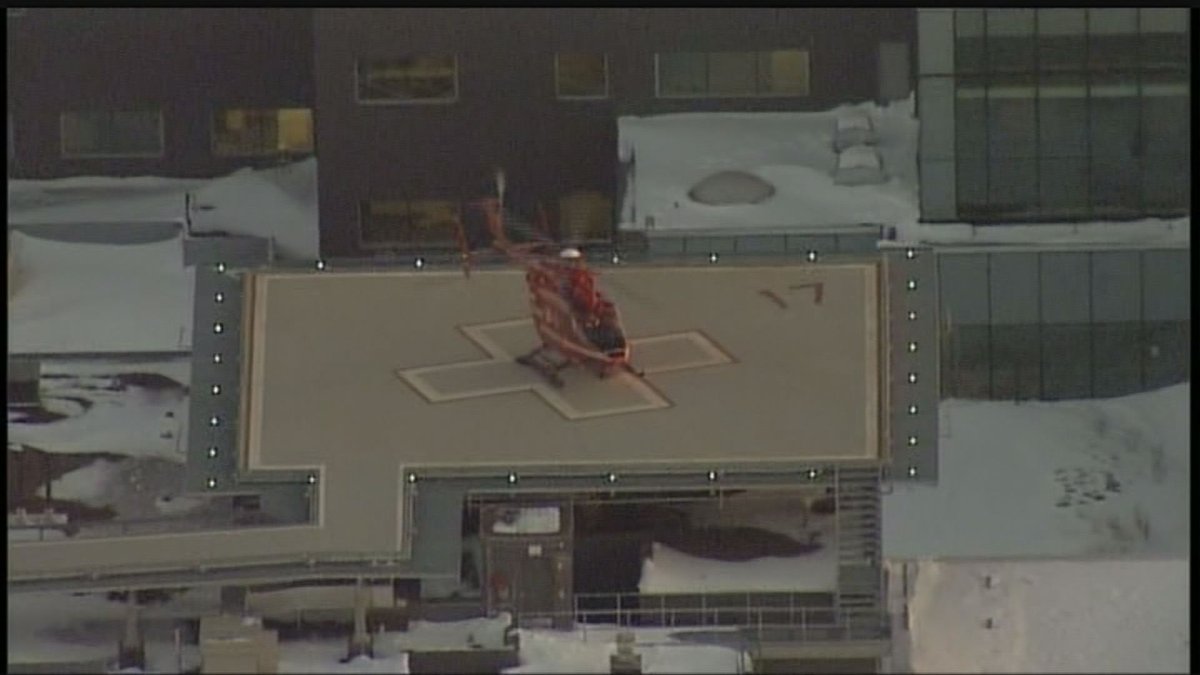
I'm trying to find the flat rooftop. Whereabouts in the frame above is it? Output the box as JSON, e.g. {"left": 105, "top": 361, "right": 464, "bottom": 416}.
{"left": 247, "top": 263, "right": 880, "bottom": 471}
{"left": 9, "top": 261, "right": 883, "bottom": 577}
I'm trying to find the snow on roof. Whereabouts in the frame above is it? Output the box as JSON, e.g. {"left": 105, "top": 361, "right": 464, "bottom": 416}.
{"left": 7, "top": 230, "right": 195, "bottom": 354}
{"left": 884, "top": 383, "right": 1190, "bottom": 559}
{"left": 8, "top": 158, "right": 320, "bottom": 260}
{"left": 906, "top": 557, "right": 1188, "bottom": 673}
{"left": 7, "top": 363, "right": 188, "bottom": 460}
{"left": 639, "top": 540, "right": 837, "bottom": 594}
{"left": 186, "top": 158, "right": 320, "bottom": 260}
{"left": 492, "top": 506, "right": 562, "bottom": 535}
{"left": 618, "top": 96, "right": 920, "bottom": 232}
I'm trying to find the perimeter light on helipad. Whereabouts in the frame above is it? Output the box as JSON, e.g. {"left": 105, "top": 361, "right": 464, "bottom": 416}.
{"left": 207, "top": 446, "right": 218, "bottom": 458}
{"left": 215, "top": 262, "right": 226, "bottom": 273}
{"left": 806, "top": 250, "right": 818, "bottom": 262}
{"left": 214, "top": 292, "right": 225, "bottom": 303}
{"left": 708, "top": 252, "right": 719, "bottom": 263}
{"left": 212, "top": 353, "right": 223, "bottom": 364}
{"left": 315, "top": 259, "right": 327, "bottom": 270}
{"left": 414, "top": 257, "right": 426, "bottom": 270}
{"left": 210, "top": 384, "right": 221, "bottom": 395}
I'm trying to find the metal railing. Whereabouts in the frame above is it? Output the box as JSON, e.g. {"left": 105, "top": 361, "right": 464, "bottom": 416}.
{"left": 512, "top": 591, "right": 889, "bottom": 644}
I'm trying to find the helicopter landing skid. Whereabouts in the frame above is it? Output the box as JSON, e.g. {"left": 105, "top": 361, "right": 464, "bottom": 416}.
{"left": 515, "top": 348, "right": 571, "bottom": 388}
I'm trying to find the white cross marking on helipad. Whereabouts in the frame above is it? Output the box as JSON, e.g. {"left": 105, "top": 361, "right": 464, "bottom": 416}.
{"left": 396, "top": 318, "right": 733, "bottom": 420}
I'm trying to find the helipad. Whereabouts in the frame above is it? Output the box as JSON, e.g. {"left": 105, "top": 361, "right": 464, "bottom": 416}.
{"left": 244, "top": 264, "right": 882, "bottom": 477}
{"left": 7, "top": 261, "right": 887, "bottom": 578}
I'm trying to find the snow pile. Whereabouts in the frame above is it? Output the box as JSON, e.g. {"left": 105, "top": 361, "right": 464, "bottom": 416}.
{"left": 7, "top": 158, "right": 320, "bottom": 260}
{"left": 492, "top": 506, "right": 562, "bottom": 535}
{"left": 885, "top": 383, "right": 1190, "bottom": 558}
{"left": 618, "top": 95, "right": 919, "bottom": 232}
{"left": 833, "top": 112, "right": 877, "bottom": 151}
{"left": 639, "top": 490, "right": 838, "bottom": 594}
{"left": 834, "top": 145, "right": 885, "bottom": 186}
{"left": 640, "top": 540, "right": 837, "bottom": 594}
{"left": 687, "top": 170, "right": 776, "bottom": 206}
{"left": 906, "top": 558, "right": 1189, "bottom": 673}
{"left": 187, "top": 158, "right": 320, "bottom": 260}
{"left": 38, "top": 459, "right": 124, "bottom": 507}
{"left": 6, "top": 231, "right": 195, "bottom": 354}
{"left": 506, "top": 625, "right": 748, "bottom": 674}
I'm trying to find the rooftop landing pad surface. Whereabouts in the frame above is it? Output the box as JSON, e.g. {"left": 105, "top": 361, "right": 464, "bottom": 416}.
{"left": 247, "top": 264, "right": 880, "bottom": 475}
{"left": 8, "top": 263, "right": 882, "bottom": 577}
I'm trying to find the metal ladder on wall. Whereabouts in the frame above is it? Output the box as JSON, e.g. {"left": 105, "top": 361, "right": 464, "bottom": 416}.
{"left": 833, "top": 466, "right": 885, "bottom": 635}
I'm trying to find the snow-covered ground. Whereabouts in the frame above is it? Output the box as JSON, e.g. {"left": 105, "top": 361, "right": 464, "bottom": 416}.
{"left": 903, "top": 557, "right": 1189, "bottom": 673}
{"left": 618, "top": 97, "right": 920, "bottom": 232}
{"left": 885, "top": 383, "right": 1190, "bottom": 559}
{"left": 7, "top": 231, "right": 195, "bottom": 354}
{"left": 8, "top": 158, "right": 320, "bottom": 260}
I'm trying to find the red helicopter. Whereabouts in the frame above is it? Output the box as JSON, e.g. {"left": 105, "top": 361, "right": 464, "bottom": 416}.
{"left": 454, "top": 179, "right": 637, "bottom": 388}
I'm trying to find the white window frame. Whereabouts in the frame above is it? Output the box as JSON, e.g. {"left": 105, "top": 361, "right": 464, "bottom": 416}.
{"left": 354, "top": 56, "right": 460, "bottom": 106}
{"left": 654, "top": 50, "right": 812, "bottom": 99}
{"left": 554, "top": 53, "right": 610, "bottom": 100}
{"left": 210, "top": 107, "right": 314, "bottom": 158}
{"left": 59, "top": 109, "right": 165, "bottom": 159}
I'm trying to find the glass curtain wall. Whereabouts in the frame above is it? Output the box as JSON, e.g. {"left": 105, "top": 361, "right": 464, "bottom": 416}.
{"left": 953, "top": 8, "right": 1189, "bottom": 221}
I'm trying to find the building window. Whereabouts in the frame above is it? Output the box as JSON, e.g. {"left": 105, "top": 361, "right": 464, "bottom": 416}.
{"left": 555, "top": 53, "right": 609, "bottom": 99}
{"left": 356, "top": 56, "right": 458, "bottom": 104}
{"left": 359, "top": 199, "right": 462, "bottom": 248}
{"left": 656, "top": 49, "right": 809, "bottom": 98}
{"left": 60, "top": 109, "right": 163, "bottom": 158}
{"left": 945, "top": 8, "right": 1190, "bottom": 221}
{"left": 212, "top": 108, "right": 314, "bottom": 157}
